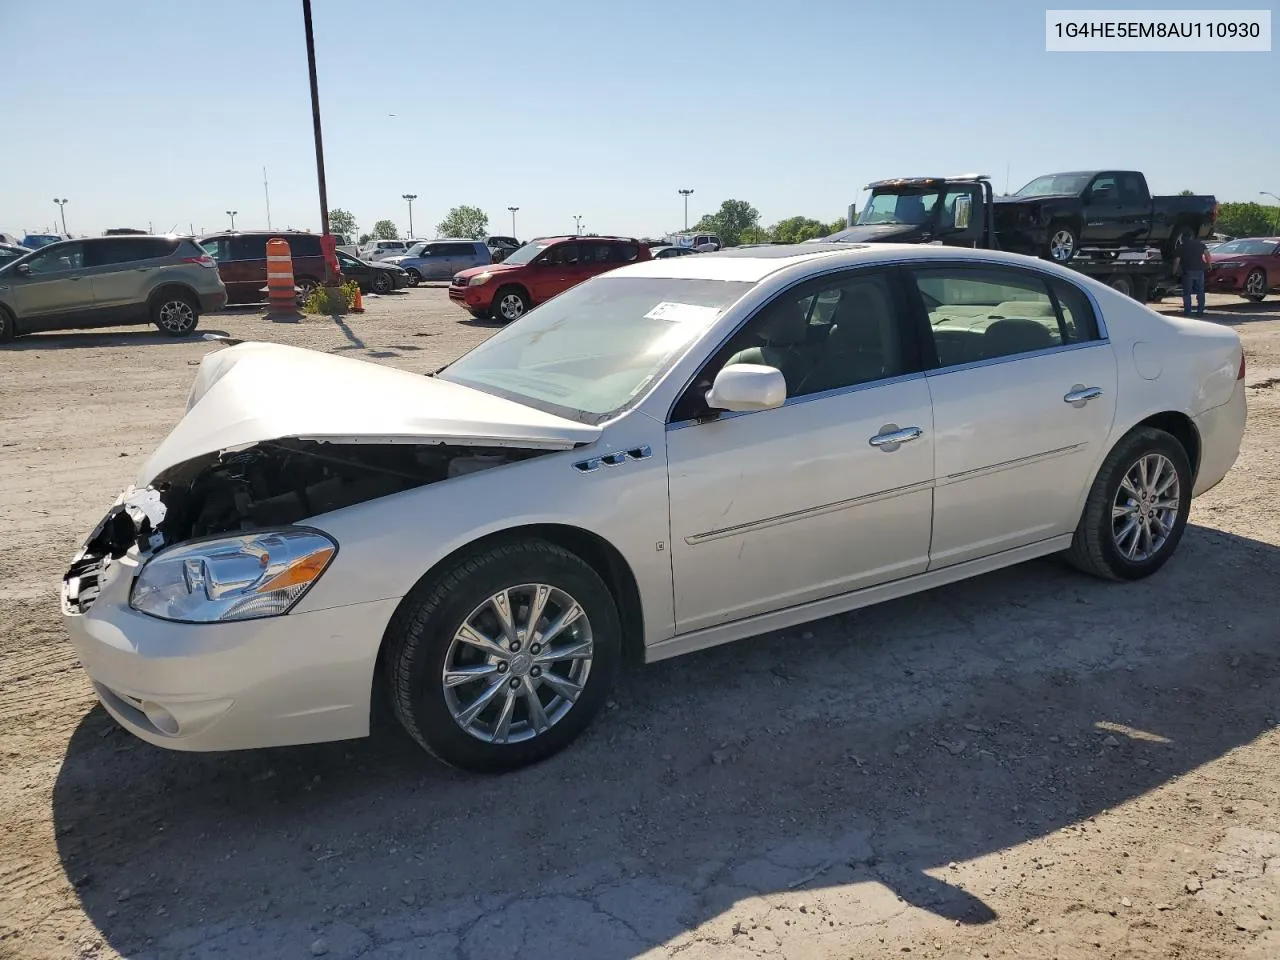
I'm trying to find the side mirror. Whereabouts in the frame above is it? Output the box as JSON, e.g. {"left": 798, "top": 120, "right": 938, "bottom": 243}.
{"left": 14, "top": 263, "right": 30, "bottom": 276}
{"left": 704, "top": 363, "right": 787, "bottom": 413}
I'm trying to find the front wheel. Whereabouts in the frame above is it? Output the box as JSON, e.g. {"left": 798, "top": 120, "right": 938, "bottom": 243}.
{"left": 1065, "top": 426, "right": 1192, "bottom": 581}
{"left": 152, "top": 294, "right": 199, "bottom": 336}
{"left": 491, "top": 286, "right": 529, "bottom": 322}
{"left": 405, "top": 268, "right": 421, "bottom": 287}
{"left": 0, "top": 306, "right": 16, "bottom": 343}
{"left": 1045, "top": 223, "right": 1078, "bottom": 263}
{"left": 1243, "top": 268, "right": 1267, "bottom": 302}
{"left": 385, "top": 539, "right": 622, "bottom": 772}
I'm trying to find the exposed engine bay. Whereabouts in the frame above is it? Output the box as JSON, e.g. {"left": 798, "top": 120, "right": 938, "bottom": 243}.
{"left": 73, "top": 439, "right": 546, "bottom": 568}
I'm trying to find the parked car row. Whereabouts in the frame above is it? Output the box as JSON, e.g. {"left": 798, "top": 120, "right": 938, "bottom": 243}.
{"left": 198, "top": 231, "right": 409, "bottom": 302}
{"left": 384, "top": 239, "right": 491, "bottom": 285}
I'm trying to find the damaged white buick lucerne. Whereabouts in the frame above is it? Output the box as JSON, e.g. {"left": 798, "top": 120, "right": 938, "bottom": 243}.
{"left": 61, "top": 243, "right": 1246, "bottom": 772}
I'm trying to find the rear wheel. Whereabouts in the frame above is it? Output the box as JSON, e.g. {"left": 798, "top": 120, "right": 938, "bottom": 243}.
{"left": 491, "top": 286, "right": 529, "bottom": 322}
{"left": 371, "top": 272, "right": 394, "bottom": 295}
{"left": 1105, "top": 274, "right": 1134, "bottom": 298}
{"left": 1243, "top": 268, "right": 1267, "bottom": 302}
{"left": 1065, "top": 426, "right": 1191, "bottom": 581}
{"left": 0, "top": 306, "right": 16, "bottom": 342}
{"left": 384, "top": 539, "right": 622, "bottom": 772}
{"left": 295, "top": 277, "right": 319, "bottom": 305}
{"left": 152, "top": 294, "right": 199, "bottom": 336}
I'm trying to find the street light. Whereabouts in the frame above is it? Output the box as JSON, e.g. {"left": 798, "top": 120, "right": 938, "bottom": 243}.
{"left": 678, "top": 188, "right": 694, "bottom": 230}
{"left": 508, "top": 206, "right": 519, "bottom": 237}
{"left": 1261, "top": 192, "right": 1280, "bottom": 233}
{"left": 402, "top": 194, "right": 417, "bottom": 238}
{"left": 53, "top": 198, "right": 68, "bottom": 235}
{"left": 226, "top": 210, "right": 238, "bottom": 230}
{"left": 573, "top": 215, "right": 583, "bottom": 235}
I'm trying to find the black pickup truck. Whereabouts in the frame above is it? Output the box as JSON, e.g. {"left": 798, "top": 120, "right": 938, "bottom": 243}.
{"left": 992, "top": 170, "right": 1216, "bottom": 263}
{"left": 822, "top": 174, "right": 1182, "bottom": 301}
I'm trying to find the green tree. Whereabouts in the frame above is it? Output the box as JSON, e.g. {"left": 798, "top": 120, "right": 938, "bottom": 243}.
{"left": 694, "top": 199, "right": 761, "bottom": 246}
{"left": 358, "top": 233, "right": 373, "bottom": 244}
{"left": 826, "top": 216, "right": 849, "bottom": 234}
{"left": 737, "top": 225, "right": 770, "bottom": 245}
{"left": 437, "top": 205, "right": 490, "bottom": 240}
{"left": 1178, "top": 189, "right": 1195, "bottom": 197}
{"left": 1216, "top": 201, "right": 1279, "bottom": 237}
{"left": 770, "top": 216, "right": 830, "bottom": 244}
{"left": 328, "top": 208, "right": 357, "bottom": 240}
{"left": 371, "top": 219, "right": 399, "bottom": 240}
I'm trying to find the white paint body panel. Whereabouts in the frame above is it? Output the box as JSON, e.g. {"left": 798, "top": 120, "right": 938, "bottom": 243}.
{"left": 62, "top": 244, "right": 1248, "bottom": 752}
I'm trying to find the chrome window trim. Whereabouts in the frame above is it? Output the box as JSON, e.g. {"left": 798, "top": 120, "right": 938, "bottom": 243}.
{"left": 661, "top": 252, "right": 1111, "bottom": 426}
{"left": 667, "top": 370, "right": 927, "bottom": 432}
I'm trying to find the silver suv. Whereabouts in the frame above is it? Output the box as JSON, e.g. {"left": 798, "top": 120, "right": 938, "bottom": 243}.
{"left": 0, "top": 236, "right": 227, "bottom": 342}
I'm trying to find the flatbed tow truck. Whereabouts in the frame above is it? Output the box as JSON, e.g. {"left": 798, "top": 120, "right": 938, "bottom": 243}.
{"left": 821, "top": 174, "right": 1179, "bottom": 302}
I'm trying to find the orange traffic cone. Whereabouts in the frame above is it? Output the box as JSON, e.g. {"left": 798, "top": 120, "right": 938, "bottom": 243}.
{"left": 351, "top": 285, "right": 365, "bottom": 313}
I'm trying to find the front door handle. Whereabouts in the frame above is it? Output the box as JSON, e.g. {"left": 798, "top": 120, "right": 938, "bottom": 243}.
{"left": 1064, "top": 386, "right": 1103, "bottom": 405}
{"left": 869, "top": 425, "right": 923, "bottom": 450}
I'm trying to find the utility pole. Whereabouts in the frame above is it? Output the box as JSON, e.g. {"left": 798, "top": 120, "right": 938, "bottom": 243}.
{"left": 264, "top": 166, "right": 272, "bottom": 229}
{"left": 1262, "top": 192, "right": 1280, "bottom": 233}
{"left": 678, "top": 188, "right": 694, "bottom": 230}
{"left": 402, "top": 194, "right": 417, "bottom": 238}
{"left": 301, "top": 0, "right": 335, "bottom": 282}
{"left": 53, "top": 198, "right": 68, "bottom": 235}
{"left": 508, "top": 206, "right": 519, "bottom": 237}
{"left": 573, "top": 215, "right": 583, "bottom": 235}
{"left": 226, "top": 210, "right": 238, "bottom": 230}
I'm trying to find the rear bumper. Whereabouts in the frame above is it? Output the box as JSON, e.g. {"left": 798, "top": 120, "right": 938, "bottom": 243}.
{"left": 199, "top": 289, "right": 228, "bottom": 314}
{"left": 1192, "top": 379, "right": 1246, "bottom": 497}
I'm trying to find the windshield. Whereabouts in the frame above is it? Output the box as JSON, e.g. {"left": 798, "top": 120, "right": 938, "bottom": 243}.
{"left": 500, "top": 241, "right": 551, "bottom": 266}
{"left": 404, "top": 242, "right": 429, "bottom": 257}
{"left": 436, "top": 276, "right": 755, "bottom": 423}
{"left": 1014, "top": 173, "right": 1092, "bottom": 197}
{"left": 857, "top": 190, "right": 939, "bottom": 226}
{"left": 1212, "top": 239, "right": 1278, "bottom": 257}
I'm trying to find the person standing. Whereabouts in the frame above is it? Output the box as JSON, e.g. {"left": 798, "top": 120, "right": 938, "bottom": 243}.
{"left": 1177, "top": 232, "right": 1210, "bottom": 316}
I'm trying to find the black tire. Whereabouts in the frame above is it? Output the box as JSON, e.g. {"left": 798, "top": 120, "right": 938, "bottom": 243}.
{"left": 1044, "top": 222, "right": 1078, "bottom": 263}
{"left": 1106, "top": 274, "right": 1134, "bottom": 298}
{"left": 405, "top": 268, "right": 421, "bottom": 287}
{"left": 1243, "top": 268, "right": 1268, "bottom": 302}
{"left": 295, "top": 277, "right": 319, "bottom": 305}
{"left": 1065, "top": 426, "right": 1192, "bottom": 582}
{"left": 371, "top": 271, "right": 393, "bottom": 295}
{"left": 151, "top": 293, "right": 199, "bottom": 336}
{"left": 490, "top": 286, "right": 529, "bottom": 323}
{"left": 0, "top": 305, "right": 16, "bottom": 343}
{"left": 385, "top": 538, "right": 622, "bottom": 773}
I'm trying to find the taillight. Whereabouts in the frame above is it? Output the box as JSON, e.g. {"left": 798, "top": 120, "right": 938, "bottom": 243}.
{"left": 183, "top": 255, "right": 218, "bottom": 268}
{"left": 1212, "top": 202, "right": 1219, "bottom": 223}
{"left": 1238, "top": 350, "right": 1246, "bottom": 380}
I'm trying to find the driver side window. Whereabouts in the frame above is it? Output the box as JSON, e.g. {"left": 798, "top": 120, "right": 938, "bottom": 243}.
{"left": 671, "top": 269, "right": 911, "bottom": 422}
{"left": 26, "top": 243, "right": 84, "bottom": 274}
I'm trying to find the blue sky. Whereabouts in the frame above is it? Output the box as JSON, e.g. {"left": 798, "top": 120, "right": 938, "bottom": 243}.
{"left": 2, "top": 0, "right": 1276, "bottom": 240}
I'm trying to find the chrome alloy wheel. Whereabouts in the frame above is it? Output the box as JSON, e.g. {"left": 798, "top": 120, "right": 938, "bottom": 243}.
{"left": 442, "top": 584, "right": 593, "bottom": 744}
{"left": 157, "top": 299, "right": 195, "bottom": 333}
{"left": 497, "top": 292, "right": 525, "bottom": 320}
{"left": 1111, "top": 453, "right": 1180, "bottom": 562}
{"left": 1049, "top": 229, "right": 1076, "bottom": 262}
{"left": 1245, "top": 270, "right": 1266, "bottom": 298}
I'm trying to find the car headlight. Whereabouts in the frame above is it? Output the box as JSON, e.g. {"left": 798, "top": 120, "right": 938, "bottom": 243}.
{"left": 1214, "top": 260, "right": 1245, "bottom": 268}
{"left": 130, "top": 529, "right": 336, "bottom": 623}
{"left": 467, "top": 273, "right": 492, "bottom": 286}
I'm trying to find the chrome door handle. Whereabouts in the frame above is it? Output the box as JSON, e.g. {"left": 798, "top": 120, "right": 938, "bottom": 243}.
{"left": 1063, "top": 386, "right": 1103, "bottom": 405}
{"left": 869, "top": 426, "right": 923, "bottom": 449}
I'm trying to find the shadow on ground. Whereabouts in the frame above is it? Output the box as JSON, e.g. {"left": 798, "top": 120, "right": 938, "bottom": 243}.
{"left": 2, "top": 329, "right": 232, "bottom": 351}
{"left": 51, "top": 525, "right": 1280, "bottom": 959}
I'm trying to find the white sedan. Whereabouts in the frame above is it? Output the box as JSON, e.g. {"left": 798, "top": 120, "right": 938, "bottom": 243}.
{"left": 61, "top": 243, "right": 1247, "bottom": 772}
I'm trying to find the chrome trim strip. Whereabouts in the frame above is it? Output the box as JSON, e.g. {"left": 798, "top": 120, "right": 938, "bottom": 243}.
{"left": 667, "top": 370, "right": 927, "bottom": 431}
{"left": 935, "top": 443, "right": 1085, "bottom": 487}
{"left": 573, "top": 445, "right": 653, "bottom": 473}
{"left": 922, "top": 339, "right": 1109, "bottom": 378}
{"left": 686, "top": 478, "right": 934, "bottom": 544}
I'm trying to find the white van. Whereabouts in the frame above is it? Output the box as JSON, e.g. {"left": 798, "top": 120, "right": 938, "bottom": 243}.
{"left": 358, "top": 239, "right": 412, "bottom": 261}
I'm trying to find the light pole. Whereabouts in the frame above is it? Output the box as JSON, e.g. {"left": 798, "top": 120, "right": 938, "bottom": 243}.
{"left": 573, "top": 215, "right": 583, "bottom": 235}
{"left": 1261, "top": 192, "right": 1280, "bottom": 233}
{"left": 678, "top": 188, "right": 694, "bottom": 230}
{"left": 402, "top": 194, "right": 417, "bottom": 238}
{"left": 53, "top": 198, "right": 68, "bottom": 235}
{"left": 226, "top": 209, "right": 238, "bottom": 230}
{"left": 301, "top": 0, "right": 336, "bottom": 284}
{"left": 508, "top": 206, "right": 519, "bottom": 237}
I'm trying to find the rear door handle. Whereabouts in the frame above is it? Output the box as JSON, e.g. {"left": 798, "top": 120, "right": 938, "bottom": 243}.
{"left": 869, "top": 425, "right": 923, "bottom": 449}
{"left": 1064, "top": 386, "right": 1103, "bottom": 405}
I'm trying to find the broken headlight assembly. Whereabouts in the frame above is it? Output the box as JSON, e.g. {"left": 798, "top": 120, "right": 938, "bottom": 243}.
{"left": 129, "top": 529, "right": 337, "bottom": 623}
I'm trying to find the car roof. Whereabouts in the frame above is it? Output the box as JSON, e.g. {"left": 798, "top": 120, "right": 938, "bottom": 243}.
{"left": 610, "top": 241, "right": 1095, "bottom": 283}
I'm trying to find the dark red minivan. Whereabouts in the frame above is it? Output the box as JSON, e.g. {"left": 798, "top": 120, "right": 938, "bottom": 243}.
{"left": 199, "top": 231, "right": 328, "bottom": 304}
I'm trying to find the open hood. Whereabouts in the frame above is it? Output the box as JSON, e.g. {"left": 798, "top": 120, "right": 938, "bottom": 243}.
{"left": 137, "top": 342, "right": 600, "bottom": 484}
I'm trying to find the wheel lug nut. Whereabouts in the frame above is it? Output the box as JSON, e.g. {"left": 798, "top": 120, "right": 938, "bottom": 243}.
{"left": 509, "top": 678, "right": 521, "bottom": 689}
{"left": 530, "top": 643, "right": 541, "bottom": 654}
{"left": 497, "top": 662, "right": 508, "bottom": 673}
{"left": 531, "top": 667, "right": 541, "bottom": 677}
{"left": 510, "top": 641, "right": 520, "bottom": 652}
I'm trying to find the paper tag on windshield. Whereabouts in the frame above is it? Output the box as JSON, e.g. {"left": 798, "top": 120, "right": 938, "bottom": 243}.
{"left": 644, "top": 302, "right": 721, "bottom": 324}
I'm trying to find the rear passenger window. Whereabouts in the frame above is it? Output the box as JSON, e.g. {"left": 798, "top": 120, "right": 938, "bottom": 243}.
{"left": 289, "top": 235, "right": 323, "bottom": 257}
{"left": 232, "top": 235, "right": 268, "bottom": 260}
{"left": 911, "top": 267, "right": 1067, "bottom": 368}
{"left": 1050, "top": 279, "right": 1101, "bottom": 343}
{"left": 609, "top": 243, "right": 639, "bottom": 263}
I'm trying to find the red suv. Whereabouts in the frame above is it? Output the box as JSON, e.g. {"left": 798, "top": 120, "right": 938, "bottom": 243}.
{"left": 449, "top": 236, "right": 650, "bottom": 321}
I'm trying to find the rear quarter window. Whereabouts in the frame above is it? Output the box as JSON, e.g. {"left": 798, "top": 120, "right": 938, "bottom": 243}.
{"left": 288, "top": 235, "right": 323, "bottom": 257}
{"left": 1050, "top": 279, "right": 1102, "bottom": 343}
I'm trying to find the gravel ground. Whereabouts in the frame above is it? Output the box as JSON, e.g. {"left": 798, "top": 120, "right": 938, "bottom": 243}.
{"left": 1, "top": 286, "right": 1279, "bottom": 960}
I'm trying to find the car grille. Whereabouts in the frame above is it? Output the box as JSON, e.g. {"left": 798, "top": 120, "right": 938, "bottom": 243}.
{"left": 64, "top": 553, "right": 106, "bottom": 614}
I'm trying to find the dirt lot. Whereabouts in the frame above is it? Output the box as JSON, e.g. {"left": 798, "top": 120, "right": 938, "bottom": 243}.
{"left": 2, "top": 286, "right": 1279, "bottom": 960}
